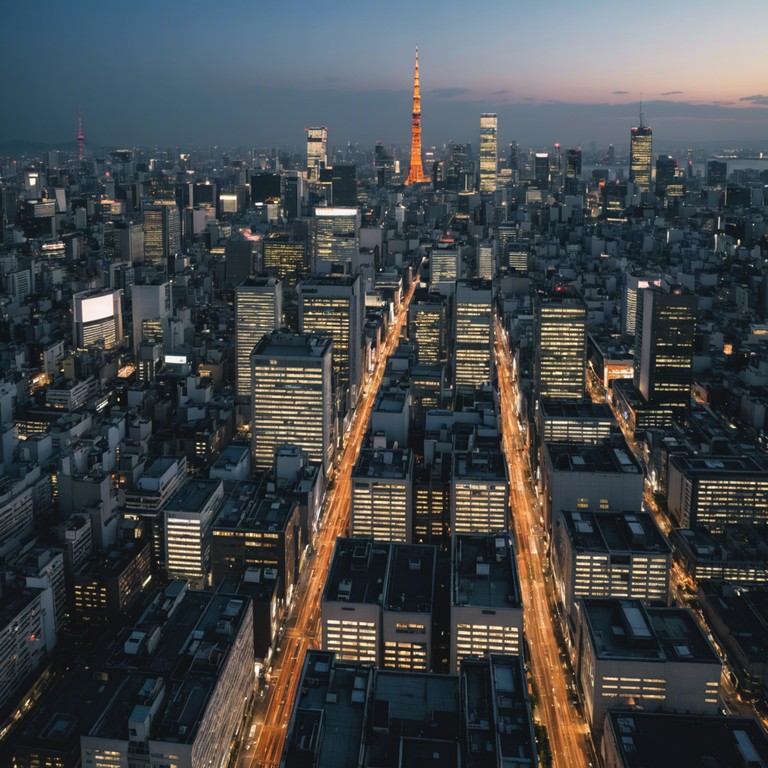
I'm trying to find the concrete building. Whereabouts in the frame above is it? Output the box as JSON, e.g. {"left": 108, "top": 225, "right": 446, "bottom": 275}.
{"left": 164, "top": 479, "right": 224, "bottom": 586}
{"left": 72, "top": 289, "right": 124, "bottom": 350}
{"left": 235, "top": 276, "right": 282, "bottom": 400}
{"left": 454, "top": 279, "right": 494, "bottom": 389}
{"left": 369, "top": 387, "right": 411, "bottom": 449}
{"left": 409, "top": 293, "right": 447, "bottom": 366}
{"left": 251, "top": 331, "right": 335, "bottom": 476}
{"left": 211, "top": 482, "right": 300, "bottom": 602}
{"left": 80, "top": 585, "right": 253, "bottom": 768}
{"left": 131, "top": 279, "right": 172, "bottom": 354}
{"left": 576, "top": 598, "right": 721, "bottom": 733}
{"left": 452, "top": 450, "right": 509, "bottom": 534}
{"left": 552, "top": 509, "right": 671, "bottom": 621}
{"left": 541, "top": 438, "right": 643, "bottom": 531}
{"left": 537, "top": 400, "right": 615, "bottom": 445}
{"left": 351, "top": 448, "right": 414, "bottom": 542}
{"left": 298, "top": 274, "right": 364, "bottom": 412}
{"left": 602, "top": 712, "right": 768, "bottom": 768}
{"left": 451, "top": 533, "right": 523, "bottom": 673}
{"left": 312, "top": 207, "right": 359, "bottom": 271}
{"left": 667, "top": 454, "right": 768, "bottom": 530}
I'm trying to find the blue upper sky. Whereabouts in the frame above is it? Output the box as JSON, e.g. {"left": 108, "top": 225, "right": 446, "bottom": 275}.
{"left": 2, "top": 0, "right": 767, "bottom": 149}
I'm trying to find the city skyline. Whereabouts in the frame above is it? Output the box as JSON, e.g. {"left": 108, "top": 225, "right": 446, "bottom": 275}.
{"left": 2, "top": 0, "right": 768, "bottom": 149}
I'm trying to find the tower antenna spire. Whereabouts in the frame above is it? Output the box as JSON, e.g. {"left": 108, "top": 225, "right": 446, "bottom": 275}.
{"left": 405, "top": 46, "right": 426, "bottom": 185}
{"left": 77, "top": 108, "right": 85, "bottom": 161}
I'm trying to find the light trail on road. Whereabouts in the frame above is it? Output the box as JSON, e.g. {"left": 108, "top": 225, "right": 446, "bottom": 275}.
{"left": 494, "top": 316, "right": 591, "bottom": 768}
{"left": 246, "top": 279, "right": 418, "bottom": 768}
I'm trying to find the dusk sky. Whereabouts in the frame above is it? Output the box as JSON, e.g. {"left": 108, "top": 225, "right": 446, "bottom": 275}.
{"left": 3, "top": 0, "right": 767, "bottom": 150}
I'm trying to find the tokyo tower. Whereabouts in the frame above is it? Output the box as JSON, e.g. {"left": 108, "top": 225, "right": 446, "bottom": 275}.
{"left": 405, "top": 47, "right": 426, "bottom": 185}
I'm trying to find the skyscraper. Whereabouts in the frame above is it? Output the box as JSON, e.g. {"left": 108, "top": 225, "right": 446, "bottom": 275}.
{"left": 143, "top": 201, "right": 180, "bottom": 272}
{"left": 131, "top": 279, "right": 172, "bottom": 353}
{"left": 409, "top": 294, "right": 447, "bottom": 365}
{"left": 298, "top": 274, "right": 364, "bottom": 411}
{"left": 235, "top": 277, "right": 282, "bottom": 399}
{"left": 634, "top": 283, "right": 697, "bottom": 408}
{"left": 251, "top": 331, "right": 335, "bottom": 475}
{"left": 565, "top": 147, "right": 582, "bottom": 195}
{"left": 533, "top": 288, "right": 587, "bottom": 402}
{"left": 405, "top": 48, "right": 426, "bottom": 185}
{"left": 312, "top": 207, "right": 359, "bottom": 272}
{"left": 454, "top": 279, "right": 494, "bottom": 389}
{"left": 629, "top": 110, "right": 653, "bottom": 193}
{"left": 306, "top": 126, "right": 327, "bottom": 180}
{"left": 479, "top": 112, "right": 498, "bottom": 193}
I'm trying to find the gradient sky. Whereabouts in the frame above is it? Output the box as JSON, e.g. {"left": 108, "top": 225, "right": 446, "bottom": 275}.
{"left": 2, "top": 0, "right": 767, "bottom": 150}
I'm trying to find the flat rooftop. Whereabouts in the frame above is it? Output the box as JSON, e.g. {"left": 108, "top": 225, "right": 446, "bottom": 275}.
{"left": 383, "top": 544, "right": 436, "bottom": 613}
{"left": 165, "top": 479, "right": 222, "bottom": 515}
{"left": 561, "top": 510, "right": 670, "bottom": 555}
{"left": 454, "top": 449, "right": 508, "bottom": 481}
{"left": 285, "top": 651, "right": 371, "bottom": 768}
{"left": 539, "top": 399, "right": 615, "bottom": 421}
{"left": 583, "top": 599, "right": 718, "bottom": 664}
{"left": 373, "top": 390, "right": 408, "bottom": 413}
{"left": 672, "top": 524, "right": 768, "bottom": 566}
{"left": 353, "top": 448, "right": 412, "bottom": 480}
{"left": 453, "top": 533, "right": 522, "bottom": 609}
{"left": 604, "top": 712, "right": 768, "bottom": 768}
{"left": 546, "top": 441, "right": 641, "bottom": 474}
{"left": 671, "top": 453, "right": 768, "bottom": 476}
{"left": 324, "top": 538, "right": 389, "bottom": 605}
{"left": 252, "top": 330, "right": 331, "bottom": 359}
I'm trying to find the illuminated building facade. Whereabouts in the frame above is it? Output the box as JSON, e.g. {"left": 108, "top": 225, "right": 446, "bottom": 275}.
{"left": 306, "top": 126, "right": 327, "bottom": 180}
{"left": 667, "top": 454, "right": 768, "bottom": 531}
{"left": 430, "top": 242, "right": 459, "bottom": 294}
{"left": 262, "top": 232, "right": 306, "bottom": 278}
{"left": 408, "top": 294, "right": 447, "bottom": 365}
{"left": 533, "top": 289, "right": 587, "bottom": 402}
{"left": 298, "top": 274, "right": 364, "bottom": 411}
{"left": 450, "top": 533, "right": 523, "bottom": 673}
{"left": 164, "top": 479, "right": 224, "bottom": 586}
{"left": 131, "top": 279, "right": 171, "bottom": 354}
{"left": 312, "top": 207, "right": 359, "bottom": 271}
{"left": 479, "top": 112, "right": 498, "bottom": 192}
{"left": 405, "top": 48, "right": 426, "bottom": 185}
{"left": 250, "top": 331, "right": 334, "bottom": 475}
{"left": 454, "top": 279, "right": 493, "bottom": 388}
{"left": 629, "top": 116, "right": 653, "bottom": 193}
{"left": 235, "top": 276, "right": 282, "bottom": 399}
{"left": 72, "top": 289, "right": 123, "bottom": 350}
{"left": 551, "top": 509, "right": 671, "bottom": 620}
{"left": 635, "top": 284, "right": 697, "bottom": 408}
{"left": 537, "top": 400, "right": 615, "bottom": 445}
{"left": 451, "top": 450, "right": 509, "bottom": 534}
{"left": 577, "top": 599, "right": 721, "bottom": 734}
{"left": 622, "top": 271, "right": 661, "bottom": 339}
{"left": 142, "top": 201, "right": 180, "bottom": 272}
{"left": 351, "top": 448, "right": 413, "bottom": 542}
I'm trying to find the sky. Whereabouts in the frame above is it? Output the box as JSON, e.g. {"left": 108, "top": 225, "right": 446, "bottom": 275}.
{"left": 2, "top": 0, "right": 768, "bottom": 151}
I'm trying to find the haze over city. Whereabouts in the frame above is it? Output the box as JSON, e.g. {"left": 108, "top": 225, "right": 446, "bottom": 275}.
{"left": 3, "top": 0, "right": 768, "bottom": 148}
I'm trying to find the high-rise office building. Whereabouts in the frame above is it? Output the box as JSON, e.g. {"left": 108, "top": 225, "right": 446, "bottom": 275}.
{"left": 306, "top": 126, "right": 327, "bottom": 180}
{"left": 319, "top": 164, "right": 357, "bottom": 207}
{"left": 131, "top": 279, "right": 172, "bottom": 353}
{"left": 405, "top": 48, "right": 426, "bottom": 185}
{"left": 409, "top": 294, "right": 447, "bottom": 365}
{"left": 454, "top": 279, "right": 494, "bottom": 389}
{"left": 72, "top": 289, "right": 124, "bottom": 350}
{"left": 533, "top": 288, "right": 587, "bottom": 402}
{"left": 565, "top": 147, "right": 582, "bottom": 195}
{"left": 298, "top": 274, "right": 364, "bottom": 411}
{"left": 430, "top": 242, "right": 459, "bottom": 293}
{"left": 655, "top": 155, "right": 678, "bottom": 197}
{"left": 351, "top": 449, "right": 414, "bottom": 542}
{"left": 534, "top": 153, "right": 550, "bottom": 189}
{"left": 374, "top": 142, "right": 395, "bottom": 186}
{"left": 142, "top": 201, "right": 180, "bottom": 272}
{"left": 622, "top": 271, "right": 661, "bottom": 340}
{"left": 477, "top": 241, "right": 493, "bottom": 280}
{"left": 452, "top": 450, "right": 509, "bottom": 534}
{"left": 707, "top": 160, "right": 728, "bottom": 186}
{"left": 312, "top": 207, "right": 359, "bottom": 272}
{"left": 479, "top": 113, "right": 498, "bottom": 193}
{"left": 251, "top": 331, "right": 334, "bottom": 475}
{"left": 634, "top": 284, "right": 697, "bottom": 408}
{"left": 629, "top": 112, "right": 653, "bottom": 193}
{"left": 262, "top": 232, "right": 306, "bottom": 279}
{"left": 235, "top": 277, "right": 282, "bottom": 399}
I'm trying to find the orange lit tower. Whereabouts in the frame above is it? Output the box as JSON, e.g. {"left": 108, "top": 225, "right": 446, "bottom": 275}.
{"left": 405, "top": 47, "right": 426, "bottom": 185}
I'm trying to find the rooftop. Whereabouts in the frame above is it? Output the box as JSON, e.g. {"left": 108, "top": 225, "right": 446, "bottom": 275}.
{"left": 560, "top": 510, "right": 670, "bottom": 555}
{"left": 539, "top": 399, "right": 615, "bottom": 421}
{"left": 383, "top": 544, "right": 436, "bottom": 613}
{"left": 453, "top": 449, "right": 508, "bottom": 481}
{"left": 670, "top": 453, "right": 768, "bottom": 476}
{"left": 545, "top": 440, "right": 641, "bottom": 475}
{"left": 453, "top": 533, "right": 522, "bottom": 609}
{"left": 252, "top": 330, "right": 331, "bottom": 359}
{"left": 353, "top": 448, "right": 412, "bottom": 481}
{"left": 324, "top": 538, "right": 389, "bottom": 605}
{"left": 165, "top": 479, "right": 222, "bottom": 515}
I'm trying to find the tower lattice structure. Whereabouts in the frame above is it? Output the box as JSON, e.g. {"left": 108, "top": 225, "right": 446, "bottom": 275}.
{"left": 77, "top": 109, "right": 85, "bottom": 161}
{"left": 405, "top": 47, "right": 426, "bottom": 185}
